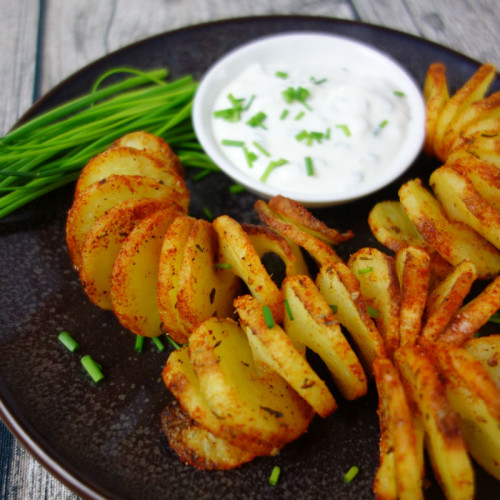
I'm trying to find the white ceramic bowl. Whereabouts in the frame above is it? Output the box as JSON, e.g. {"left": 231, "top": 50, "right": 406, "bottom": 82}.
{"left": 192, "top": 32, "right": 425, "bottom": 207}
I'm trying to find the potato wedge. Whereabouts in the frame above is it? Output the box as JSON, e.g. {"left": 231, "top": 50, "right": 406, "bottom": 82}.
{"left": 423, "top": 62, "right": 449, "bottom": 156}
{"left": 399, "top": 179, "right": 500, "bottom": 279}
{"left": 66, "top": 174, "right": 182, "bottom": 268}
{"left": 176, "top": 219, "right": 241, "bottom": 333}
{"left": 74, "top": 147, "right": 189, "bottom": 205}
{"left": 213, "top": 215, "right": 283, "bottom": 324}
{"left": 421, "top": 261, "right": 476, "bottom": 342}
{"left": 373, "top": 357, "right": 424, "bottom": 500}
{"left": 434, "top": 63, "right": 496, "bottom": 161}
{"left": 439, "top": 275, "right": 500, "bottom": 345}
{"left": 157, "top": 216, "right": 195, "bottom": 344}
{"left": 255, "top": 199, "right": 343, "bottom": 269}
{"left": 110, "top": 206, "right": 180, "bottom": 337}
{"left": 268, "top": 195, "right": 353, "bottom": 245}
{"left": 79, "top": 197, "right": 178, "bottom": 309}
{"left": 111, "top": 130, "right": 184, "bottom": 178}
{"left": 242, "top": 223, "right": 309, "bottom": 276}
{"left": 282, "top": 275, "right": 367, "bottom": 400}
{"left": 316, "top": 262, "right": 386, "bottom": 370}
{"left": 394, "top": 346, "right": 474, "bottom": 500}
{"left": 368, "top": 200, "right": 451, "bottom": 279}
{"left": 234, "top": 294, "right": 337, "bottom": 417}
{"left": 430, "top": 341, "right": 500, "bottom": 480}
{"left": 189, "top": 318, "right": 314, "bottom": 453}
{"left": 430, "top": 165, "right": 500, "bottom": 249}
{"left": 395, "top": 247, "right": 431, "bottom": 347}
{"left": 463, "top": 335, "right": 500, "bottom": 389}
{"left": 348, "top": 248, "right": 401, "bottom": 356}
{"left": 161, "top": 400, "right": 255, "bottom": 470}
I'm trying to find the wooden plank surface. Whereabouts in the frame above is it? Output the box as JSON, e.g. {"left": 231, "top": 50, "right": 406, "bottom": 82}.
{"left": 0, "top": 1, "right": 499, "bottom": 499}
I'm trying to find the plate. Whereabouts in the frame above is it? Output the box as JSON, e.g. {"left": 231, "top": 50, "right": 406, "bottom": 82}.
{"left": 0, "top": 16, "right": 499, "bottom": 500}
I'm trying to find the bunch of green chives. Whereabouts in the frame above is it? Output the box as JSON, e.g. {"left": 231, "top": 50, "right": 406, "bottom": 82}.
{"left": 0, "top": 67, "right": 218, "bottom": 219}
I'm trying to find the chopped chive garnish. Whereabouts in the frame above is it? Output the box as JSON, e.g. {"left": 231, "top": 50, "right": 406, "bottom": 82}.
{"left": 165, "top": 335, "right": 181, "bottom": 350}
{"left": 294, "top": 111, "right": 305, "bottom": 121}
{"left": 367, "top": 306, "right": 380, "bottom": 319}
{"left": 134, "top": 335, "right": 144, "bottom": 353}
{"left": 394, "top": 90, "right": 406, "bottom": 97}
{"left": 243, "top": 146, "right": 258, "bottom": 167}
{"left": 213, "top": 108, "right": 240, "bottom": 122}
{"left": 153, "top": 336, "right": 165, "bottom": 352}
{"left": 227, "top": 93, "right": 245, "bottom": 109}
{"left": 295, "top": 130, "right": 324, "bottom": 146}
{"left": 269, "top": 465, "right": 281, "bottom": 486}
{"left": 244, "top": 94, "right": 256, "bottom": 110}
{"left": 215, "top": 262, "right": 232, "bottom": 269}
{"left": 295, "top": 130, "right": 309, "bottom": 141}
{"left": 284, "top": 299, "right": 294, "bottom": 321}
{"left": 260, "top": 158, "right": 288, "bottom": 182}
{"left": 221, "top": 139, "right": 245, "bottom": 147}
{"left": 305, "top": 156, "right": 314, "bottom": 176}
{"left": 203, "top": 206, "right": 214, "bottom": 220}
{"left": 58, "top": 331, "right": 79, "bottom": 353}
{"left": 374, "top": 119, "right": 389, "bottom": 135}
{"left": 325, "top": 127, "right": 331, "bottom": 139}
{"left": 252, "top": 141, "right": 271, "bottom": 157}
{"left": 358, "top": 267, "right": 373, "bottom": 274}
{"left": 280, "top": 109, "right": 289, "bottom": 120}
{"left": 275, "top": 71, "right": 288, "bottom": 79}
{"left": 81, "top": 355, "right": 104, "bottom": 383}
{"left": 488, "top": 312, "right": 500, "bottom": 324}
{"left": 246, "top": 111, "right": 267, "bottom": 129}
{"left": 310, "top": 76, "right": 327, "bottom": 85}
{"left": 329, "top": 304, "right": 338, "bottom": 314}
{"left": 282, "top": 86, "right": 311, "bottom": 110}
{"left": 229, "top": 183, "right": 245, "bottom": 194}
{"left": 344, "top": 465, "right": 359, "bottom": 483}
{"left": 336, "top": 124, "right": 351, "bottom": 137}
{"left": 262, "top": 305, "right": 275, "bottom": 328}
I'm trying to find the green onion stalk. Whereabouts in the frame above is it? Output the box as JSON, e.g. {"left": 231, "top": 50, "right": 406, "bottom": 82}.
{"left": 0, "top": 67, "right": 218, "bottom": 219}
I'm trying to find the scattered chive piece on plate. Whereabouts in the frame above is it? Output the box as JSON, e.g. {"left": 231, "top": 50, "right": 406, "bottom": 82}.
{"left": 203, "top": 206, "right": 214, "bottom": 220}
{"left": 58, "top": 331, "right": 79, "bottom": 353}
{"left": 344, "top": 465, "right": 359, "bottom": 484}
{"left": 252, "top": 141, "right": 271, "bottom": 157}
{"left": 262, "top": 305, "right": 275, "bottom": 329}
{"left": 269, "top": 465, "right": 281, "bottom": 486}
{"left": 305, "top": 156, "right": 314, "bottom": 176}
{"left": 489, "top": 312, "right": 500, "bottom": 324}
{"left": 153, "top": 336, "right": 165, "bottom": 352}
{"left": 329, "top": 304, "right": 338, "bottom": 314}
{"left": 358, "top": 266, "right": 373, "bottom": 274}
{"left": 81, "top": 355, "right": 104, "bottom": 383}
{"left": 165, "top": 335, "right": 181, "bottom": 350}
{"left": 192, "top": 168, "right": 212, "bottom": 182}
{"left": 229, "top": 183, "right": 245, "bottom": 194}
{"left": 221, "top": 139, "right": 245, "bottom": 147}
{"left": 134, "top": 335, "right": 144, "bottom": 353}
{"left": 284, "top": 299, "right": 294, "bottom": 321}
{"left": 367, "top": 306, "right": 380, "bottom": 319}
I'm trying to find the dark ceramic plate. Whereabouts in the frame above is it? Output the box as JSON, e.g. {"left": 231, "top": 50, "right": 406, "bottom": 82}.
{"left": 0, "top": 16, "right": 499, "bottom": 500}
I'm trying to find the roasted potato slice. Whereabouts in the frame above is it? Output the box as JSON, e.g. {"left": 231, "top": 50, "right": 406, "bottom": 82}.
{"left": 111, "top": 130, "right": 184, "bottom": 178}
{"left": 316, "top": 262, "right": 386, "bottom": 370}
{"left": 189, "top": 318, "right": 314, "bottom": 453}
{"left": 234, "top": 294, "right": 337, "bottom": 417}
{"left": 373, "top": 357, "right": 424, "bottom": 500}
{"left": 421, "top": 260, "right": 476, "bottom": 342}
{"left": 430, "top": 341, "right": 500, "bottom": 480}
{"left": 439, "top": 275, "right": 500, "bottom": 345}
{"left": 430, "top": 165, "right": 500, "bottom": 249}
{"left": 79, "top": 198, "right": 178, "bottom": 309}
{"left": 282, "top": 275, "right": 367, "bottom": 400}
{"left": 161, "top": 400, "right": 255, "bottom": 470}
{"left": 348, "top": 248, "right": 401, "bottom": 356}
{"left": 433, "top": 63, "right": 496, "bottom": 161}
{"left": 157, "top": 216, "right": 195, "bottom": 344}
{"left": 242, "top": 223, "right": 309, "bottom": 276}
{"left": 368, "top": 200, "right": 451, "bottom": 280}
{"left": 74, "top": 147, "right": 189, "bottom": 205}
{"left": 423, "top": 62, "right": 449, "bottom": 156}
{"left": 110, "top": 206, "right": 180, "bottom": 337}
{"left": 267, "top": 195, "right": 353, "bottom": 245}
{"left": 395, "top": 247, "right": 431, "bottom": 347}
{"left": 176, "top": 219, "right": 241, "bottom": 333}
{"left": 394, "top": 346, "right": 474, "bottom": 500}
{"left": 66, "top": 174, "right": 182, "bottom": 268}
{"left": 213, "top": 215, "right": 283, "bottom": 324}
{"left": 399, "top": 179, "right": 500, "bottom": 279}
{"left": 463, "top": 335, "right": 500, "bottom": 389}
{"left": 255, "top": 199, "right": 343, "bottom": 269}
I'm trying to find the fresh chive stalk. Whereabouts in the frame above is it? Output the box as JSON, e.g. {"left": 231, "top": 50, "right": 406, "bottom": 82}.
{"left": 252, "top": 141, "right": 271, "bottom": 157}
{"left": 262, "top": 305, "right": 275, "bottom": 329}
{"left": 135, "top": 335, "right": 144, "bottom": 353}
{"left": 215, "top": 262, "right": 232, "bottom": 269}
{"left": 221, "top": 139, "right": 245, "bottom": 147}
{"left": 269, "top": 465, "right": 281, "bottom": 486}
{"left": 229, "top": 183, "right": 245, "bottom": 194}
{"left": 367, "top": 306, "right": 380, "bottom": 319}
{"left": 203, "top": 206, "right": 214, "bottom": 220}
{"left": 153, "top": 336, "right": 165, "bottom": 352}
{"left": 488, "top": 312, "right": 500, "bottom": 324}
{"left": 358, "top": 267, "right": 373, "bottom": 274}
{"left": 344, "top": 465, "right": 359, "bottom": 483}
{"left": 81, "top": 355, "right": 104, "bottom": 383}
{"left": 165, "top": 335, "right": 181, "bottom": 350}
{"left": 260, "top": 158, "right": 288, "bottom": 182}
{"left": 305, "top": 156, "right": 314, "bottom": 176}
{"left": 284, "top": 299, "right": 294, "bottom": 321}
{"left": 58, "top": 331, "right": 79, "bottom": 353}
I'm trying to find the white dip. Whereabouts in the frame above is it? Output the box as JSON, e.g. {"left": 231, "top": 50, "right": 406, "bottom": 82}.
{"left": 211, "top": 63, "right": 413, "bottom": 195}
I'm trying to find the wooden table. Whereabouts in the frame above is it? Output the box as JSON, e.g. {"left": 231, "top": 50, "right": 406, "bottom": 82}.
{"left": 1, "top": 1, "right": 498, "bottom": 498}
